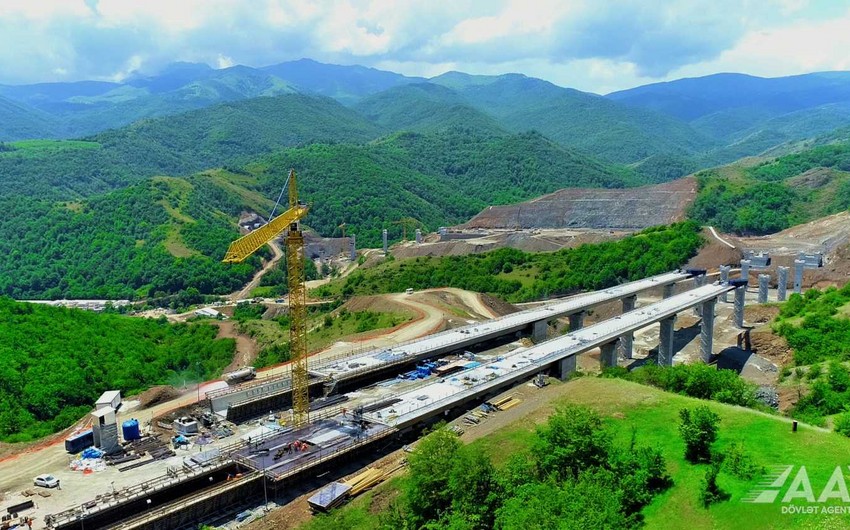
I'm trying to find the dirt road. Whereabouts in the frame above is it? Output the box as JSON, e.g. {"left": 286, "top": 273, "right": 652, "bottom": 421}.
{"left": 216, "top": 320, "right": 259, "bottom": 373}
{"left": 232, "top": 239, "right": 283, "bottom": 301}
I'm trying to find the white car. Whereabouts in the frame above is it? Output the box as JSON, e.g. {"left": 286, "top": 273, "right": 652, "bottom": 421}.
{"left": 34, "top": 474, "right": 60, "bottom": 488}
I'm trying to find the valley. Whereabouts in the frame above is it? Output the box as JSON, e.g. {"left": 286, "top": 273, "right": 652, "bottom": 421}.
{"left": 1, "top": 48, "right": 850, "bottom": 530}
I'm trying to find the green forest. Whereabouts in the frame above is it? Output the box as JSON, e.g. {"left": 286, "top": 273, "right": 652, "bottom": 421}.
{"left": 688, "top": 142, "right": 850, "bottom": 234}
{"left": 0, "top": 176, "right": 258, "bottom": 299}
{"left": 321, "top": 222, "right": 704, "bottom": 302}
{"left": 0, "top": 298, "right": 235, "bottom": 442}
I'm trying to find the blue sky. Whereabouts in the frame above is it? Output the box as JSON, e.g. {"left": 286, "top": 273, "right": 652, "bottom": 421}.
{"left": 0, "top": 0, "right": 848, "bottom": 93}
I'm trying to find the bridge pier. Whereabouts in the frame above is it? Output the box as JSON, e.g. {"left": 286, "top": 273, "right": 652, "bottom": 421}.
{"left": 777, "top": 266, "right": 789, "bottom": 301}
{"left": 556, "top": 355, "right": 577, "bottom": 380}
{"left": 740, "top": 259, "right": 751, "bottom": 281}
{"left": 733, "top": 282, "right": 746, "bottom": 328}
{"left": 657, "top": 316, "right": 676, "bottom": 366}
{"left": 692, "top": 272, "right": 706, "bottom": 316}
{"left": 663, "top": 283, "right": 675, "bottom": 299}
{"left": 568, "top": 312, "right": 585, "bottom": 331}
{"left": 619, "top": 296, "right": 636, "bottom": 359}
{"left": 758, "top": 274, "right": 770, "bottom": 303}
{"left": 700, "top": 298, "right": 716, "bottom": 363}
{"left": 720, "top": 265, "right": 731, "bottom": 302}
{"left": 600, "top": 341, "right": 618, "bottom": 369}
{"left": 794, "top": 259, "right": 805, "bottom": 294}
{"left": 531, "top": 320, "right": 548, "bottom": 343}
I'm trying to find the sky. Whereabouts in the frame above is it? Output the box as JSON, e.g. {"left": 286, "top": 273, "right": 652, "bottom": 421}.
{"left": 1, "top": 0, "right": 849, "bottom": 94}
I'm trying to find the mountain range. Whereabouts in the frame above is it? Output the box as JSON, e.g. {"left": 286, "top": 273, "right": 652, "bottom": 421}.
{"left": 4, "top": 59, "right": 850, "bottom": 181}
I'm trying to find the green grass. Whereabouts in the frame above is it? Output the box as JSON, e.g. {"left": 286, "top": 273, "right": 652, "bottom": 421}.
{"left": 1, "top": 139, "right": 101, "bottom": 157}
{"left": 299, "top": 377, "right": 850, "bottom": 530}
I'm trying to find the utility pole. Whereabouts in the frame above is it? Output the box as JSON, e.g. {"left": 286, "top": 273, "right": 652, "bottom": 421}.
{"left": 196, "top": 362, "right": 201, "bottom": 404}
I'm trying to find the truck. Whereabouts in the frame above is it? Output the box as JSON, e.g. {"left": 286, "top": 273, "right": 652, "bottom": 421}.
{"left": 223, "top": 366, "right": 256, "bottom": 385}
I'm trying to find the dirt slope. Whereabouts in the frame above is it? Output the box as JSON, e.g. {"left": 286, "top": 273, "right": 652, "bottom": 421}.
{"left": 460, "top": 177, "right": 697, "bottom": 230}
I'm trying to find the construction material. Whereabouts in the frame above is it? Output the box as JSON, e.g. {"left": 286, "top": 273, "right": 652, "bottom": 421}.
{"left": 64, "top": 429, "right": 94, "bottom": 454}
{"left": 344, "top": 468, "right": 384, "bottom": 496}
{"left": 307, "top": 482, "right": 352, "bottom": 512}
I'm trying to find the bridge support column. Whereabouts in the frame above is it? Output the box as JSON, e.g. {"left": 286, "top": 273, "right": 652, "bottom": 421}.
{"left": 794, "top": 259, "right": 805, "bottom": 294}
{"left": 568, "top": 312, "right": 585, "bottom": 331}
{"left": 693, "top": 274, "right": 706, "bottom": 316}
{"left": 600, "top": 341, "right": 618, "bottom": 369}
{"left": 740, "top": 259, "right": 751, "bottom": 282}
{"left": 619, "top": 295, "right": 636, "bottom": 359}
{"left": 720, "top": 265, "right": 731, "bottom": 302}
{"left": 658, "top": 316, "right": 676, "bottom": 366}
{"left": 700, "top": 298, "right": 716, "bottom": 363}
{"left": 556, "top": 356, "right": 576, "bottom": 380}
{"left": 734, "top": 284, "right": 746, "bottom": 328}
{"left": 663, "top": 283, "right": 675, "bottom": 299}
{"left": 531, "top": 320, "right": 548, "bottom": 343}
{"left": 758, "top": 274, "right": 770, "bottom": 304}
{"left": 777, "top": 266, "right": 789, "bottom": 301}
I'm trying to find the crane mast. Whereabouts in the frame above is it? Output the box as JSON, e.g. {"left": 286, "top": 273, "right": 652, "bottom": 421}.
{"left": 222, "top": 169, "right": 310, "bottom": 426}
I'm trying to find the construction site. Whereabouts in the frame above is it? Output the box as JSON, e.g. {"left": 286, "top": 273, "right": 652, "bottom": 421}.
{"left": 1, "top": 173, "right": 846, "bottom": 530}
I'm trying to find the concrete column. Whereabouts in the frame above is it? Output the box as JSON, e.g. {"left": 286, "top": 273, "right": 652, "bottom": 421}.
{"left": 349, "top": 235, "right": 356, "bottom": 261}
{"left": 758, "top": 274, "right": 770, "bottom": 303}
{"left": 600, "top": 341, "right": 618, "bottom": 369}
{"left": 531, "top": 320, "right": 548, "bottom": 343}
{"left": 556, "top": 356, "right": 576, "bottom": 380}
{"left": 619, "top": 296, "right": 636, "bottom": 359}
{"left": 663, "top": 283, "right": 675, "bottom": 299}
{"left": 568, "top": 312, "right": 585, "bottom": 331}
{"left": 415, "top": 229, "right": 422, "bottom": 244}
{"left": 720, "top": 265, "right": 731, "bottom": 302}
{"left": 700, "top": 298, "right": 716, "bottom": 363}
{"left": 693, "top": 274, "right": 706, "bottom": 316}
{"left": 777, "top": 266, "right": 788, "bottom": 301}
{"left": 382, "top": 229, "right": 388, "bottom": 254}
{"left": 794, "top": 259, "right": 805, "bottom": 294}
{"left": 740, "top": 259, "right": 751, "bottom": 282}
{"left": 658, "top": 316, "right": 676, "bottom": 366}
{"left": 734, "top": 285, "right": 746, "bottom": 328}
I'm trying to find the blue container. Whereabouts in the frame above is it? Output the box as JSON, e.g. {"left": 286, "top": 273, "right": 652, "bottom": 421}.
{"left": 64, "top": 429, "right": 94, "bottom": 454}
{"left": 122, "top": 418, "right": 141, "bottom": 441}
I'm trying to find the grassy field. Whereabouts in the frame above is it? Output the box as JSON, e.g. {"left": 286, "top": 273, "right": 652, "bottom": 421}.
{"left": 302, "top": 377, "right": 850, "bottom": 530}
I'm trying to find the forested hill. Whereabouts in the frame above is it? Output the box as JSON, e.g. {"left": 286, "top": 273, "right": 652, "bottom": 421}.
{"left": 0, "top": 95, "right": 58, "bottom": 141}
{"left": 0, "top": 127, "right": 633, "bottom": 300}
{"left": 688, "top": 141, "right": 850, "bottom": 234}
{"left": 249, "top": 128, "right": 638, "bottom": 244}
{"left": 354, "top": 83, "right": 508, "bottom": 136}
{"left": 0, "top": 94, "right": 381, "bottom": 201}
{"left": 0, "top": 176, "right": 258, "bottom": 300}
{"left": 0, "top": 297, "right": 235, "bottom": 442}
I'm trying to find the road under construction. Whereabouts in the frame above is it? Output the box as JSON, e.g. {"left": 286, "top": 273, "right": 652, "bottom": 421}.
{"left": 43, "top": 271, "right": 747, "bottom": 530}
{"left": 206, "top": 270, "right": 696, "bottom": 422}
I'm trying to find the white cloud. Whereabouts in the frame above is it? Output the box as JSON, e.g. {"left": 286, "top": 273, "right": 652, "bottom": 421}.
{"left": 0, "top": 0, "right": 846, "bottom": 93}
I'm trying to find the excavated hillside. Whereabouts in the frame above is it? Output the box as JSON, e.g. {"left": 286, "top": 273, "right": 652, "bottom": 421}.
{"left": 460, "top": 177, "right": 697, "bottom": 230}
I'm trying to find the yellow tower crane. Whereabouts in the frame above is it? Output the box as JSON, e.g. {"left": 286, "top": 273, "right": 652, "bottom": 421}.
{"left": 222, "top": 169, "right": 311, "bottom": 427}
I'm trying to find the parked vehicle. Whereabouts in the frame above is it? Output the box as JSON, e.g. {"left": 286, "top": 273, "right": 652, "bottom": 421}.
{"left": 34, "top": 474, "right": 60, "bottom": 488}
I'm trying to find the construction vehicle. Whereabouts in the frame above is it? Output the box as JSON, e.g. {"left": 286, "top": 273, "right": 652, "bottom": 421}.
{"left": 222, "top": 169, "right": 311, "bottom": 427}
{"left": 223, "top": 366, "right": 256, "bottom": 385}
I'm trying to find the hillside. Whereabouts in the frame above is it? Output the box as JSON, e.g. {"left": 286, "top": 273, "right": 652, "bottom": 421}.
{"left": 0, "top": 176, "right": 258, "bottom": 300}
{"left": 0, "top": 96, "right": 58, "bottom": 140}
{"left": 247, "top": 128, "right": 636, "bottom": 245}
{"left": 0, "top": 60, "right": 417, "bottom": 140}
{"left": 462, "top": 177, "right": 696, "bottom": 230}
{"left": 689, "top": 142, "right": 850, "bottom": 235}
{"left": 0, "top": 127, "right": 635, "bottom": 299}
{"left": 261, "top": 58, "right": 422, "bottom": 104}
{"left": 354, "top": 83, "right": 507, "bottom": 135}
{"left": 0, "top": 94, "right": 381, "bottom": 201}
{"left": 430, "top": 73, "right": 716, "bottom": 173}
{"left": 0, "top": 297, "right": 235, "bottom": 442}
{"left": 610, "top": 72, "right": 850, "bottom": 163}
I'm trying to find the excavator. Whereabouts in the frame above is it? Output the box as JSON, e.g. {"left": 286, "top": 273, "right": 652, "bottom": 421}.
{"left": 222, "top": 169, "right": 310, "bottom": 427}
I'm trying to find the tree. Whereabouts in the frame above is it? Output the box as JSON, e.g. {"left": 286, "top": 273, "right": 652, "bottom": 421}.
{"left": 532, "top": 405, "right": 612, "bottom": 480}
{"left": 679, "top": 405, "right": 720, "bottom": 463}
{"left": 404, "top": 427, "right": 461, "bottom": 527}
{"left": 699, "top": 458, "right": 730, "bottom": 507}
{"left": 447, "top": 445, "right": 500, "bottom": 529}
